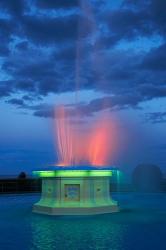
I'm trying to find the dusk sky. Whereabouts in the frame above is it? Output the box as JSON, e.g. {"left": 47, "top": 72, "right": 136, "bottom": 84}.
{"left": 0, "top": 0, "right": 166, "bottom": 176}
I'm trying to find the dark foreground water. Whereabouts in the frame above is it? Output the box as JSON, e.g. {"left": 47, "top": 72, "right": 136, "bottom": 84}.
{"left": 0, "top": 193, "right": 166, "bottom": 250}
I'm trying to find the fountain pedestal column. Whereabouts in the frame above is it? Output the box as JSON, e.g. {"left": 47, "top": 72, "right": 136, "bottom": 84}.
{"left": 33, "top": 170, "right": 119, "bottom": 215}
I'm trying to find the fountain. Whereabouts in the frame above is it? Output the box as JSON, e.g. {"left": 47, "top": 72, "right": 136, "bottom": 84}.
{"left": 33, "top": 167, "right": 119, "bottom": 215}
{"left": 33, "top": 106, "right": 119, "bottom": 215}
{"left": 33, "top": 0, "right": 120, "bottom": 215}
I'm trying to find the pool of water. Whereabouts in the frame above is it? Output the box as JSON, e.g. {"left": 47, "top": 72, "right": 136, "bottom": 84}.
{"left": 0, "top": 193, "right": 166, "bottom": 250}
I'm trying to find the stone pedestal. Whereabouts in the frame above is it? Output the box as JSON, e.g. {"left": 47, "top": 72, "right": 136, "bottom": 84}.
{"left": 33, "top": 170, "right": 119, "bottom": 215}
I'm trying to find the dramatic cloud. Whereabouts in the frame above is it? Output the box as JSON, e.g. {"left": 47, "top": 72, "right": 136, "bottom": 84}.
{"left": 32, "top": 94, "right": 143, "bottom": 119}
{"left": 141, "top": 43, "right": 166, "bottom": 70}
{"left": 21, "top": 14, "right": 80, "bottom": 45}
{"left": 35, "top": 0, "right": 79, "bottom": 10}
{"left": 1, "top": 0, "right": 166, "bottom": 174}
{"left": 0, "top": 81, "right": 13, "bottom": 97}
{"left": 146, "top": 112, "right": 166, "bottom": 123}
{"left": 0, "top": 0, "right": 166, "bottom": 119}
{"left": 105, "top": 9, "right": 151, "bottom": 44}
{"left": 7, "top": 98, "right": 25, "bottom": 106}
{"left": 0, "top": 0, "right": 25, "bottom": 17}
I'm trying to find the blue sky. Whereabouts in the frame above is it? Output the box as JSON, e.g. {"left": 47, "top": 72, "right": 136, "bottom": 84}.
{"left": 0, "top": 0, "right": 166, "bottom": 175}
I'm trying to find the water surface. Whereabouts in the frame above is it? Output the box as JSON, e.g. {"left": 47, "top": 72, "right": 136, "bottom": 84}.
{"left": 0, "top": 193, "right": 166, "bottom": 250}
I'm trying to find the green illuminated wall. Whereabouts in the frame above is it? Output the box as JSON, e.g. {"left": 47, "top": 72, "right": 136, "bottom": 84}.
{"left": 33, "top": 170, "right": 119, "bottom": 215}
{"left": 33, "top": 169, "right": 113, "bottom": 178}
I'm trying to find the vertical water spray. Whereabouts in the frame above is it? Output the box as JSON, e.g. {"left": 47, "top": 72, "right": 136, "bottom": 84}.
{"left": 54, "top": 0, "right": 119, "bottom": 168}
{"left": 55, "top": 106, "right": 74, "bottom": 166}
{"left": 33, "top": 0, "right": 120, "bottom": 215}
{"left": 54, "top": 106, "right": 118, "bottom": 167}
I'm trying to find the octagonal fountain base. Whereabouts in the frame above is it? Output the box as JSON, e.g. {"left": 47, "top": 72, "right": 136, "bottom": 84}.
{"left": 33, "top": 169, "right": 119, "bottom": 215}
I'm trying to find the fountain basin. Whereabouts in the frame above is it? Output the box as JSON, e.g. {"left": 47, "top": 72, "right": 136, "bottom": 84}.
{"left": 33, "top": 169, "right": 119, "bottom": 215}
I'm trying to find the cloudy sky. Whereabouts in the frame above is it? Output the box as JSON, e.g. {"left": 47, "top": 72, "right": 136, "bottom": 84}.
{"left": 0, "top": 0, "right": 166, "bottom": 175}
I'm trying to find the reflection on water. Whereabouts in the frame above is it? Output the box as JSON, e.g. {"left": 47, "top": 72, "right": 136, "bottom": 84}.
{"left": 31, "top": 214, "right": 127, "bottom": 250}
{"left": 1, "top": 194, "right": 166, "bottom": 250}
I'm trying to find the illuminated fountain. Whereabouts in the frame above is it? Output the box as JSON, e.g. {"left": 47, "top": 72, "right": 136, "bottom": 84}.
{"left": 33, "top": 0, "right": 120, "bottom": 216}
{"left": 33, "top": 106, "right": 120, "bottom": 215}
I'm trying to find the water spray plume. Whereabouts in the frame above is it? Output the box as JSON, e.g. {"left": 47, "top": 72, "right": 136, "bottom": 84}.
{"left": 54, "top": 106, "right": 118, "bottom": 167}
{"left": 88, "top": 117, "right": 117, "bottom": 166}
{"left": 53, "top": 1, "right": 119, "bottom": 168}
{"left": 55, "top": 106, "right": 74, "bottom": 166}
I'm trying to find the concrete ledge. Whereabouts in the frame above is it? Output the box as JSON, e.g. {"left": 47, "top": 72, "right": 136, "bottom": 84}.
{"left": 32, "top": 173, "right": 119, "bottom": 216}
{"left": 33, "top": 204, "right": 119, "bottom": 215}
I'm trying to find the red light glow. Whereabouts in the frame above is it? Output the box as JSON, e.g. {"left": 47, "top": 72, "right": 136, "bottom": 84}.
{"left": 54, "top": 105, "right": 118, "bottom": 167}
